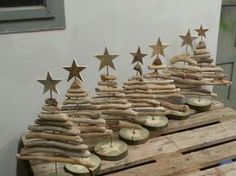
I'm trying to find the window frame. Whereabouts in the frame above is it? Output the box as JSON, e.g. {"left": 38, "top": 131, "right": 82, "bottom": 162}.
{"left": 0, "top": 0, "right": 65, "bottom": 34}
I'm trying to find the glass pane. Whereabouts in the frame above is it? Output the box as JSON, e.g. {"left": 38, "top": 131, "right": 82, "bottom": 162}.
{"left": 0, "top": 0, "right": 44, "bottom": 7}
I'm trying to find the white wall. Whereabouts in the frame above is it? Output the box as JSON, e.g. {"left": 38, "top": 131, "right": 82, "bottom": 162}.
{"left": 0, "top": 0, "right": 222, "bottom": 175}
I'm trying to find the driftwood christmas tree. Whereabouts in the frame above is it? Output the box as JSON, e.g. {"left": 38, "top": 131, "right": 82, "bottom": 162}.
{"left": 168, "top": 29, "right": 213, "bottom": 112}
{"left": 192, "top": 25, "right": 232, "bottom": 86}
{"left": 92, "top": 47, "right": 129, "bottom": 160}
{"left": 117, "top": 47, "right": 150, "bottom": 144}
{"left": 16, "top": 71, "right": 93, "bottom": 176}
{"left": 61, "top": 59, "right": 111, "bottom": 175}
{"left": 144, "top": 38, "right": 191, "bottom": 120}
{"left": 123, "top": 47, "right": 169, "bottom": 130}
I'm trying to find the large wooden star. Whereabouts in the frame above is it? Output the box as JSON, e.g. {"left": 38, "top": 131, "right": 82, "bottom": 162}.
{"left": 130, "top": 47, "right": 147, "bottom": 65}
{"left": 38, "top": 71, "right": 61, "bottom": 94}
{"left": 63, "top": 58, "right": 87, "bottom": 82}
{"left": 178, "top": 29, "right": 198, "bottom": 49}
{"left": 95, "top": 47, "right": 118, "bottom": 71}
{"left": 195, "top": 25, "right": 209, "bottom": 39}
{"left": 149, "top": 38, "right": 169, "bottom": 57}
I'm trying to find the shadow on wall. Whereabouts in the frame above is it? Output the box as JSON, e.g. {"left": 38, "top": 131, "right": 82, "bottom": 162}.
{"left": 0, "top": 137, "right": 33, "bottom": 176}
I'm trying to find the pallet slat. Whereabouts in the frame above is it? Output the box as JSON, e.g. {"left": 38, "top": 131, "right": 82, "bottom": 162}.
{"left": 99, "top": 119, "right": 236, "bottom": 175}
{"left": 109, "top": 141, "right": 236, "bottom": 176}
{"left": 186, "top": 162, "right": 236, "bottom": 176}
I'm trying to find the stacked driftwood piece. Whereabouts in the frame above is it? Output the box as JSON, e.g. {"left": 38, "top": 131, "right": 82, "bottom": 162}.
{"left": 144, "top": 55, "right": 191, "bottom": 118}
{"left": 16, "top": 98, "right": 93, "bottom": 168}
{"left": 91, "top": 73, "right": 142, "bottom": 131}
{"left": 192, "top": 41, "right": 231, "bottom": 86}
{"left": 168, "top": 53, "right": 217, "bottom": 97}
{"left": 62, "top": 78, "right": 113, "bottom": 138}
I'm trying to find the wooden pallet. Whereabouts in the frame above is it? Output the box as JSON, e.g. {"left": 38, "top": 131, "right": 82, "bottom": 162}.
{"left": 23, "top": 103, "right": 236, "bottom": 176}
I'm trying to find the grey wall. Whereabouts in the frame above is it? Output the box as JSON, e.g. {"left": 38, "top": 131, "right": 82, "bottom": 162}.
{"left": 0, "top": 0, "right": 222, "bottom": 175}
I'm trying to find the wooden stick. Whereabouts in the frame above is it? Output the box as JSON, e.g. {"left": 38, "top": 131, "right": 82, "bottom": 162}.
{"left": 203, "top": 79, "right": 232, "bottom": 85}
{"left": 148, "top": 64, "right": 167, "bottom": 70}
{"left": 16, "top": 154, "right": 95, "bottom": 168}
{"left": 96, "top": 103, "right": 132, "bottom": 110}
{"left": 143, "top": 72, "right": 171, "bottom": 79}
{"left": 80, "top": 126, "right": 106, "bottom": 133}
{"left": 63, "top": 99, "right": 90, "bottom": 105}
{"left": 123, "top": 84, "right": 176, "bottom": 90}
{"left": 172, "top": 76, "right": 206, "bottom": 86}
{"left": 202, "top": 72, "right": 226, "bottom": 79}
{"left": 126, "top": 93, "right": 183, "bottom": 99}
{"left": 20, "top": 147, "right": 91, "bottom": 158}
{"left": 192, "top": 53, "right": 211, "bottom": 58}
{"left": 118, "top": 120, "right": 142, "bottom": 129}
{"left": 102, "top": 109, "right": 138, "bottom": 116}
{"left": 65, "top": 92, "right": 88, "bottom": 98}
{"left": 95, "top": 87, "right": 122, "bottom": 92}
{"left": 180, "top": 91, "right": 217, "bottom": 97}
{"left": 35, "top": 119, "right": 73, "bottom": 129}
{"left": 124, "top": 79, "right": 174, "bottom": 85}
{"left": 124, "top": 89, "right": 180, "bottom": 94}
{"left": 28, "top": 125, "right": 80, "bottom": 136}
{"left": 91, "top": 99, "right": 128, "bottom": 104}
{"left": 25, "top": 132, "right": 83, "bottom": 143}
{"left": 98, "top": 80, "right": 117, "bottom": 87}
{"left": 127, "top": 99, "right": 160, "bottom": 106}
{"left": 170, "top": 55, "right": 197, "bottom": 65}
{"left": 168, "top": 71, "right": 202, "bottom": 80}
{"left": 69, "top": 117, "right": 106, "bottom": 125}
{"left": 80, "top": 129, "right": 113, "bottom": 137}
{"left": 168, "top": 65, "right": 200, "bottom": 72}
{"left": 42, "top": 105, "right": 60, "bottom": 112}
{"left": 192, "top": 57, "right": 213, "bottom": 63}
{"left": 93, "top": 93, "right": 125, "bottom": 99}
{"left": 101, "top": 74, "right": 117, "bottom": 81}
{"left": 193, "top": 49, "right": 209, "bottom": 55}
{"left": 67, "top": 88, "right": 86, "bottom": 93}
{"left": 160, "top": 101, "right": 190, "bottom": 112}
{"left": 38, "top": 113, "right": 69, "bottom": 122}
{"left": 200, "top": 67, "right": 224, "bottom": 72}
{"left": 24, "top": 140, "right": 88, "bottom": 151}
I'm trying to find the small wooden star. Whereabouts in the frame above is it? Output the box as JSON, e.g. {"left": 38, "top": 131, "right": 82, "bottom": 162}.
{"left": 38, "top": 71, "right": 61, "bottom": 94}
{"left": 63, "top": 58, "right": 87, "bottom": 82}
{"left": 95, "top": 47, "right": 118, "bottom": 71}
{"left": 149, "top": 38, "right": 169, "bottom": 57}
{"left": 130, "top": 47, "right": 147, "bottom": 64}
{"left": 195, "top": 25, "right": 209, "bottom": 38}
{"left": 178, "top": 29, "right": 198, "bottom": 49}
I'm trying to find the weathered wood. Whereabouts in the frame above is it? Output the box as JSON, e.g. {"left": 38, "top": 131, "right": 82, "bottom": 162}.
{"left": 186, "top": 162, "right": 236, "bottom": 176}
{"left": 109, "top": 141, "right": 236, "bottom": 176}
{"left": 25, "top": 132, "right": 83, "bottom": 143}
{"left": 24, "top": 139, "right": 88, "bottom": 151}
{"left": 28, "top": 125, "right": 80, "bottom": 136}
{"left": 98, "top": 118, "right": 236, "bottom": 175}
{"left": 16, "top": 154, "right": 94, "bottom": 168}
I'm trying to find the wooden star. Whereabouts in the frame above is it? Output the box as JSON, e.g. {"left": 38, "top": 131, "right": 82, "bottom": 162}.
{"left": 38, "top": 71, "right": 61, "bottom": 95}
{"left": 149, "top": 38, "right": 169, "bottom": 57}
{"left": 130, "top": 47, "right": 147, "bottom": 64}
{"left": 178, "top": 29, "right": 198, "bottom": 49}
{"left": 63, "top": 58, "right": 87, "bottom": 82}
{"left": 195, "top": 25, "right": 209, "bottom": 38}
{"left": 95, "top": 47, "right": 118, "bottom": 71}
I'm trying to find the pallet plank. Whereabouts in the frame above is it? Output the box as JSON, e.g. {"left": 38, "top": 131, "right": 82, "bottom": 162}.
{"left": 108, "top": 141, "right": 236, "bottom": 176}
{"left": 157, "top": 107, "right": 236, "bottom": 136}
{"left": 186, "top": 162, "right": 236, "bottom": 176}
{"left": 99, "top": 119, "right": 236, "bottom": 175}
